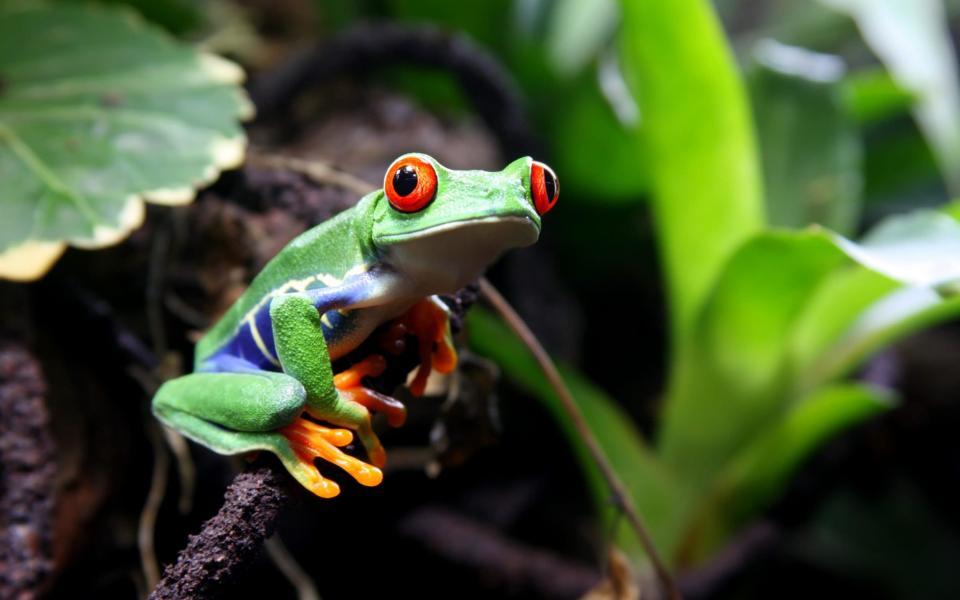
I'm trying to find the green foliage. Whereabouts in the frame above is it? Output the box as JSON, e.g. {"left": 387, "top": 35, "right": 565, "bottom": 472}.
{"left": 821, "top": 0, "right": 960, "bottom": 193}
{"left": 619, "top": 0, "right": 765, "bottom": 349}
{"left": 0, "top": 1, "right": 251, "bottom": 281}
{"left": 748, "top": 41, "right": 863, "bottom": 235}
{"left": 456, "top": 0, "right": 960, "bottom": 571}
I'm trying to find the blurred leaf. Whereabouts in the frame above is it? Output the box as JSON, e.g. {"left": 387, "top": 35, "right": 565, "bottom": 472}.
{"left": 862, "top": 116, "right": 943, "bottom": 204}
{"left": 660, "top": 209, "right": 960, "bottom": 490}
{"left": 0, "top": 1, "right": 251, "bottom": 281}
{"left": 682, "top": 383, "right": 894, "bottom": 562}
{"left": 466, "top": 307, "right": 690, "bottom": 562}
{"left": 736, "top": 0, "right": 857, "bottom": 52}
{"left": 658, "top": 231, "right": 847, "bottom": 487}
{"left": 618, "top": 0, "right": 765, "bottom": 351}
{"left": 804, "top": 286, "right": 960, "bottom": 389}
{"left": 749, "top": 40, "right": 863, "bottom": 235}
{"left": 787, "top": 266, "right": 898, "bottom": 386}
{"left": 545, "top": 0, "right": 618, "bottom": 77}
{"left": 72, "top": 0, "right": 203, "bottom": 35}
{"left": 831, "top": 209, "right": 960, "bottom": 287}
{"left": 821, "top": 0, "right": 960, "bottom": 193}
{"left": 841, "top": 68, "right": 915, "bottom": 124}
{"left": 549, "top": 72, "right": 649, "bottom": 200}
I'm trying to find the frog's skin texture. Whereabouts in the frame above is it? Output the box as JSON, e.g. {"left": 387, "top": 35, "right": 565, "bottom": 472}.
{"left": 152, "top": 153, "right": 558, "bottom": 498}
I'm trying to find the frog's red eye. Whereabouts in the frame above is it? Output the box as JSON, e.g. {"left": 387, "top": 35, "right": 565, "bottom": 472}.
{"left": 384, "top": 156, "right": 437, "bottom": 213}
{"left": 530, "top": 161, "right": 559, "bottom": 215}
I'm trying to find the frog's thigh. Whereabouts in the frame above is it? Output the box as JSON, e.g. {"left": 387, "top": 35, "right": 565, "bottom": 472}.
{"left": 153, "top": 371, "right": 306, "bottom": 434}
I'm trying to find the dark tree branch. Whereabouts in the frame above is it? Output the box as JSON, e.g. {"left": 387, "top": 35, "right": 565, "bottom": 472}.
{"left": 0, "top": 343, "right": 56, "bottom": 599}
{"left": 149, "top": 460, "right": 292, "bottom": 600}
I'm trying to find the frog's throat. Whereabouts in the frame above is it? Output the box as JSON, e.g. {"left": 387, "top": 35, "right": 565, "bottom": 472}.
{"left": 379, "top": 216, "right": 539, "bottom": 294}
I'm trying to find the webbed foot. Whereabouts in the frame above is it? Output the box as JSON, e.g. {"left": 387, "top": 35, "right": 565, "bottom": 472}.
{"left": 279, "top": 416, "right": 383, "bottom": 498}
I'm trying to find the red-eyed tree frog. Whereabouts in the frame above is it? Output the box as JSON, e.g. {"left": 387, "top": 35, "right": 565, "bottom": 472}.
{"left": 152, "top": 153, "right": 559, "bottom": 498}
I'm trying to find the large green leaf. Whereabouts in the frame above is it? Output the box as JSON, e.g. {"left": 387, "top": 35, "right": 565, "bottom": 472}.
{"left": 465, "top": 308, "right": 690, "bottom": 563}
{"left": 749, "top": 40, "right": 863, "bottom": 235}
{"left": 0, "top": 1, "right": 251, "bottom": 280}
{"left": 659, "top": 210, "right": 960, "bottom": 490}
{"left": 821, "top": 0, "right": 960, "bottom": 193}
{"left": 547, "top": 71, "right": 649, "bottom": 201}
{"left": 618, "top": 0, "right": 765, "bottom": 355}
{"left": 658, "top": 231, "right": 848, "bottom": 487}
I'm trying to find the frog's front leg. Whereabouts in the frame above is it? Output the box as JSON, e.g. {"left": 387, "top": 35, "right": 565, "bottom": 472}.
{"left": 377, "top": 296, "right": 458, "bottom": 396}
{"left": 152, "top": 370, "right": 380, "bottom": 498}
{"left": 270, "top": 294, "right": 388, "bottom": 468}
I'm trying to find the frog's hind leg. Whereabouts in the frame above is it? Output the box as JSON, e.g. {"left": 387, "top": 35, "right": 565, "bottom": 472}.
{"left": 152, "top": 371, "right": 380, "bottom": 498}
{"left": 270, "top": 295, "right": 388, "bottom": 468}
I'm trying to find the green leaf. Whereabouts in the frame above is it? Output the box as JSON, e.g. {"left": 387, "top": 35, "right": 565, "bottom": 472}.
{"left": 658, "top": 230, "right": 848, "bottom": 487}
{"left": 862, "top": 116, "right": 942, "bottom": 203}
{"left": 660, "top": 209, "right": 960, "bottom": 490}
{"left": 0, "top": 1, "right": 251, "bottom": 280}
{"left": 548, "top": 71, "right": 649, "bottom": 201}
{"left": 841, "top": 68, "right": 916, "bottom": 124}
{"left": 618, "top": 0, "right": 765, "bottom": 353}
{"left": 802, "top": 286, "right": 960, "bottom": 389}
{"left": 83, "top": 0, "right": 203, "bottom": 35}
{"left": 682, "top": 383, "right": 894, "bottom": 562}
{"left": 830, "top": 209, "right": 960, "bottom": 288}
{"left": 749, "top": 40, "right": 863, "bottom": 235}
{"left": 465, "top": 308, "right": 690, "bottom": 563}
{"left": 787, "top": 266, "right": 898, "bottom": 389}
{"left": 545, "top": 0, "right": 618, "bottom": 77}
{"left": 821, "top": 0, "right": 960, "bottom": 193}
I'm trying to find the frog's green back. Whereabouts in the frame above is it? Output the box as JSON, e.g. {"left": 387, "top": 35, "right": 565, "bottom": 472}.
{"left": 194, "top": 197, "right": 378, "bottom": 366}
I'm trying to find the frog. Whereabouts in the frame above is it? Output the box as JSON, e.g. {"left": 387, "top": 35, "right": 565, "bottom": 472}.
{"left": 152, "top": 153, "right": 559, "bottom": 498}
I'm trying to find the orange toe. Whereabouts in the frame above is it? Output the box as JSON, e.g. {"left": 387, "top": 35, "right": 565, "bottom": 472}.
{"left": 280, "top": 417, "right": 384, "bottom": 492}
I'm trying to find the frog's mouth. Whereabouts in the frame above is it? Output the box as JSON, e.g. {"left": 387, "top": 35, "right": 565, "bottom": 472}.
{"left": 380, "top": 216, "right": 540, "bottom": 293}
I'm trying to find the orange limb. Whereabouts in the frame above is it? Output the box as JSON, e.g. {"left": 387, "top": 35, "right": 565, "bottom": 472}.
{"left": 333, "top": 354, "right": 387, "bottom": 389}
{"left": 340, "top": 387, "right": 408, "bottom": 428}
{"left": 332, "top": 354, "right": 408, "bottom": 427}
{"left": 279, "top": 417, "right": 383, "bottom": 498}
{"left": 379, "top": 298, "right": 458, "bottom": 397}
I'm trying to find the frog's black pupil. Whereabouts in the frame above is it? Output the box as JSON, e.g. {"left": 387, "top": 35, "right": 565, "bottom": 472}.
{"left": 393, "top": 166, "right": 418, "bottom": 196}
{"left": 543, "top": 170, "right": 557, "bottom": 201}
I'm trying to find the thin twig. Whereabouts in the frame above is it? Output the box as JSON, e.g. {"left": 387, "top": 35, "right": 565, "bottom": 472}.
{"left": 139, "top": 423, "right": 170, "bottom": 590}
{"left": 264, "top": 535, "right": 321, "bottom": 600}
{"left": 162, "top": 427, "right": 196, "bottom": 515}
{"left": 478, "top": 277, "right": 682, "bottom": 600}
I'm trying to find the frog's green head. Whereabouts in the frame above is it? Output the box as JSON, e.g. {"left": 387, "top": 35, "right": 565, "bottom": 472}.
{"left": 367, "top": 153, "right": 558, "bottom": 293}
